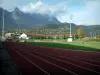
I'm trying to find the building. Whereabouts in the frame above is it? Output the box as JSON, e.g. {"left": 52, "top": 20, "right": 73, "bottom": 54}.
{"left": 19, "top": 33, "right": 29, "bottom": 39}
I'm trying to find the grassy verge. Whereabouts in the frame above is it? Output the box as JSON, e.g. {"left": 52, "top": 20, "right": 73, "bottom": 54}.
{"left": 25, "top": 40, "right": 100, "bottom": 52}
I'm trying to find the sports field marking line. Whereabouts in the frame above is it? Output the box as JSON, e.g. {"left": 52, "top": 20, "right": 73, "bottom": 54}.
{"left": 59, "top": 56, "right": 100, "bottom": 67}
{"left": 38, "top": 45, "right": 100, "bottom": 53}
{"left": 11, "top": 44, "right": 100, "bottom": 73}
{"left": 14, "top": 44, "right": 100, "bottom": 62}
{"left": 17, "top": 48, "right": 78, "bottom": 75}
{"left": 65, "top": 56, "right": 100, "bottom": 61}
{"left": 23, "top": 45, "right": 100, "bottom": 62}
{"left": 17, "top": 42, "right": 100, "bottom": 53}
{"left": 35, "top": 51, "right": 100, "bottom": 67}
{"left": 32, "top": 46, "right": 100, "bottom": 62}
{"left": 63, "top": 56, "right": 100, "bottom": 63}
{"left": 89, "top": 58, "right": 100, "bottom": 60}
{"left": 5, "top": 49, "right": 23, "bottom": 75}
{"left": 69, "top": 55, "right": 100, "bottom": 60}
{"left": 18, "top": 45, "right": 100, "bottom": 72}
{"left": 18, "top": 48, "right": 100, "bottom": 74}
{"left": 11, "top": 48, "right": 50, "bottom": 75}
{"left": 30, "top": 50, "right": 100, "bottom": 74}
{"left": 57, "top": 48, "right": 100, "bottom": 53}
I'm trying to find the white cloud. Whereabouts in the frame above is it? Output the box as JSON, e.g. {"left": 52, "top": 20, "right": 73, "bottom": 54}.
{"left": 21, "top": 0, "right": 100, "bottom": 25}
{"left": 1, "top": 0, "right": 100, "bottom": 25}
{"left": 0, "top": 0, "right": 2, "bottom": 4}
{"left": 0, "top": 0, "right": 21, "bottom": 11}
{"left": 58, "top": 0, "right": 100, "bottom": 25}
{"left": 21, "top": 1, "right": 67, "bottom": 17}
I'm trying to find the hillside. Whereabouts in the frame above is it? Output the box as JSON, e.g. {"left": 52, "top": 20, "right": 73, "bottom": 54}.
{"left": 78, "top": 25, "right": 100, "bottom": 36}
{"left": 0, "top": 7, "right": 60, "bottom": 29}
{"left": 0, "top": 7, "right": 100, "bottom": 37}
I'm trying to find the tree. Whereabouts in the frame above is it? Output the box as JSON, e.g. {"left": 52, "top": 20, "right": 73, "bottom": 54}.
{"left": 77, "top": 28, "right": 85, "bottom": 39}
{"left": 75, "top": 34, "right": 79, "bottom": 39}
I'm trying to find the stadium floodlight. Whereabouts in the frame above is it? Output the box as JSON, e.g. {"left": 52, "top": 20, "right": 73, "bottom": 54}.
{"left": 1, "top": 9, "right": 6, "bottom": 42}
{"left": 2, "top": 9, "right": 5, "bottom": 38}
{"left": 67, "top": 13, "right": 73, "bottom": 42}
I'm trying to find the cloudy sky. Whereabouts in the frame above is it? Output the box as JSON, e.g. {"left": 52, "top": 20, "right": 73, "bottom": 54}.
{"left": 0, "top": 0, "right": 100, "bottom": 25}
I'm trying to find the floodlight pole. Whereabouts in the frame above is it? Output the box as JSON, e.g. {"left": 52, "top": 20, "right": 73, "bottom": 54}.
{"left": 70, "top": 14, "right": 72, "bottom": 37}
{"left": 2, "top": 9, "right": 4, "bottom": 38}
{"left": 67, "top": 13, "right": 73, "bottom": 42}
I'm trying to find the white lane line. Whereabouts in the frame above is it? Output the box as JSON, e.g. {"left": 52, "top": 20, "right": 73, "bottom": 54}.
{"left": 17, "top": 45, "right": 100, "bottom": 74}
{"left": 14, "top": 44, "right": 100, "bottom": 74}
{"left": 31, "top": 49, "right": 100, "bottom": 65}
{"left": 16, "top": 45, "right": 100, "bottom": 64}
{"left": 18, "top": 48, "right": 78, "bottom": 75}
{"left": 11, "top": 48, "right": 50, "bottom": 75}
{"left": 30, "top": 50, "right": 100, "bottom": 74}
{"left": 25, "top": 46, "right": 100, "bottom": 61}
{"left": 60, "top": 56, "right": 100, "bottom": 67}
{"left": 63, "top": 56, "right": 100, "bottom": 64}
{"left": 19, "top": 48, "right": 100, "bottom": 75}
{"left": 69, "top": 56, "right": 100, "bottom": 61}
{"left": 24, "top": 45, "right": 100, "bottom": 61}
{"left": 38, "top": 46, "right": 100, "bottom": 53}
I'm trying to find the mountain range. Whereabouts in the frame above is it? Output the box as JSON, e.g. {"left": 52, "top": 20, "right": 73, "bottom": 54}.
{"left": 0, "top": 7, "right": 100, "bottom": 37}
{"left": 0, "top": 7, "right": 60, "bottom": 29}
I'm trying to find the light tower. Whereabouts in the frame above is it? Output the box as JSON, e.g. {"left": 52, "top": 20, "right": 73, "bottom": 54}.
{"left": 67, "top": 13, "right": 73, "bottom": 42}
{"left": 2, "top": 9, "right": 5, "bottom": 38}
{"left": 1, "top": 9, "right": 6, "bottom": 42}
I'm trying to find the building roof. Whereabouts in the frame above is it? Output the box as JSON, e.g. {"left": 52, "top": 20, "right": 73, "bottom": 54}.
{"left": 26, "top": 33, "right": 77, "bottom": 37}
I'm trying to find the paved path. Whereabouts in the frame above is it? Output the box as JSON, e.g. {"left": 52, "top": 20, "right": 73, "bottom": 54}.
{"left": 0, "top": 41, "right": 22, "bottom": 75}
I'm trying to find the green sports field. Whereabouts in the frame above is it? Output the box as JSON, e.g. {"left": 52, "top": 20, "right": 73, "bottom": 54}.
{"left": 26, "top": 39, "right": 100, "bottom": 52}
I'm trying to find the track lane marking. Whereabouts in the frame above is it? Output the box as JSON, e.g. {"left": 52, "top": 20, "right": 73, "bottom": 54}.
{"left": 31, "top": 50, "right": 100, "bottom": 73}
{"left": 18, "top": 48, "right": 100, "bottom": 74}
{"left": 17, "top": 45, "right": 100, "bottom": 74}
{"left": 60, "top": 56, "right": 100, "bottom": 65}
{"left": 12, "top": 48, "right": 50, "bottom": 75}
{"left": 16, "top": 48, "right": 78, "bottom": 75}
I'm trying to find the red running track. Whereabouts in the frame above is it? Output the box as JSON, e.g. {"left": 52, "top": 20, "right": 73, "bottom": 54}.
{"left": 4, "top": 42, "right": 100, "bottom": 75}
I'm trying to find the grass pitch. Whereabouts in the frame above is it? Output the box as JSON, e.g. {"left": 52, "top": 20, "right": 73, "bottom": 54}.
{"left": 25, "top": 39, "right": 100, "bottom": 52}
